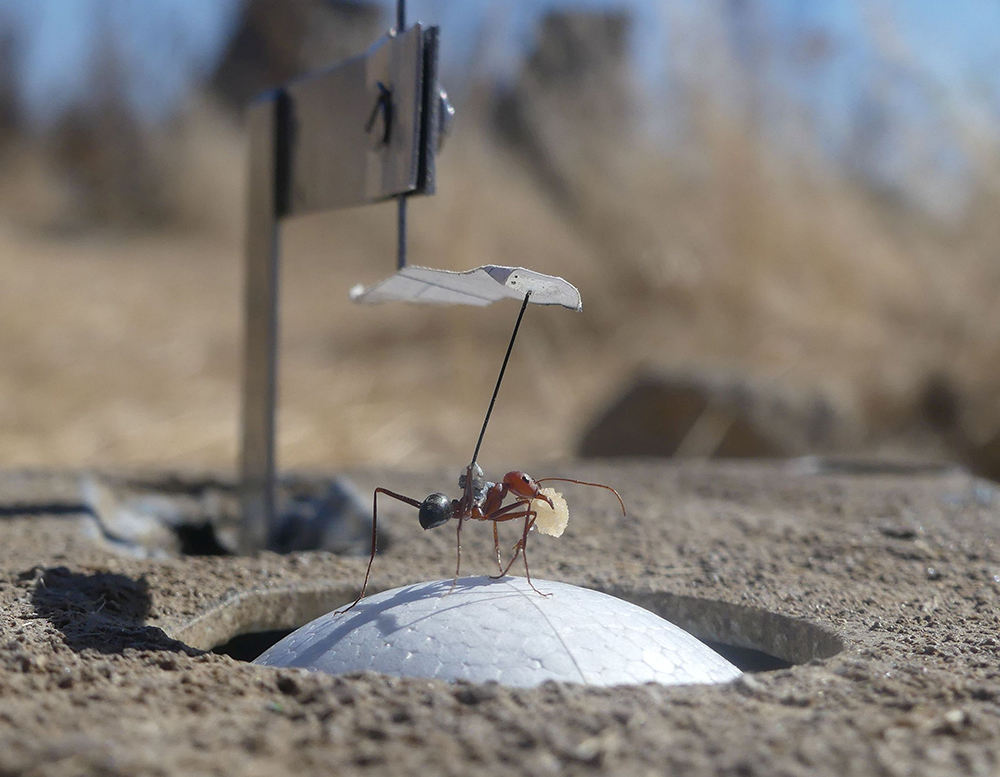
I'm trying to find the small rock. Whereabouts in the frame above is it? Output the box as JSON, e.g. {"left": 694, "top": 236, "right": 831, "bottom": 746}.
{"left": 735, "top": 674, "right": 766, "bottom": 695}
{"left": 936, "top": 708, "right": 969, "bottom": 735}
{"left": 579, "top": 369, "right": 853, "bottom": 459}
{"left": 454, "top": 683, "right": 498, "bottom": 705}
{"left": 275, "top": 674, "right": 299, "bottom": 696}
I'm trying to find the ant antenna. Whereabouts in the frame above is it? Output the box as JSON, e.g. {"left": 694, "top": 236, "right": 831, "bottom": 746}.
{"left": 470, "top": 292, "right": 531, "bottom": 467}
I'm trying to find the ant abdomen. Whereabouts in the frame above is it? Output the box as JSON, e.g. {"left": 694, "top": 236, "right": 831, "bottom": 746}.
{"left": 418, "top": 493, "right": 454, "bottom": 530}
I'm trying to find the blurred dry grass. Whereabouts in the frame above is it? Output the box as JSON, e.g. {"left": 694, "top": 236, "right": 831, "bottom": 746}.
{"left": 0, "top": 7, "right": 998, "bottom": 477}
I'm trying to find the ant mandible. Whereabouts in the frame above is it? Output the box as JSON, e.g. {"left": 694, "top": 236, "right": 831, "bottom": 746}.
{"left": 336, "top": 292, "right": 625, "bottom": 615}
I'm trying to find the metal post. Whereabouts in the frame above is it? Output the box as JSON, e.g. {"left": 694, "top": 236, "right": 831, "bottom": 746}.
{"left": 396, "top": 0, "right": 408, "bottom": 270}
{"left": 239, "top": 99, "right": 282, "bottom": 554}
{"left": 238, "top": 23, "right": 442, "bottom": 554}
{"left": 397, "top": 198, "right": 407, "bottom": 270}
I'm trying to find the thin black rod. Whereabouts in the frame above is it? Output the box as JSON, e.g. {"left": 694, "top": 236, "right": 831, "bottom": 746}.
{"left": 393, "top": 0, "right": 407, "bottom": 270}
{"left": 397, "top": 197, "right": 407, "bottom": 269}
{"left": 471, "top": 293, "right": 531, "bottom": 466}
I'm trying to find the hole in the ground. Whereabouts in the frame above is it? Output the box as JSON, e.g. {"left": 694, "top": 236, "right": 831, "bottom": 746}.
{"left": 701, "top": 641, "right": 792, "bottom": 672}
{"left": 210, "top": 627, "right": 793, "bottom": 673}
{"left": 168, "top": 582, "right": 359, "bottom": 654}
{"left": 78, "top": 475, "right": 383, "bottom": 558}
{"left": 213, "top": 629, "right": 294, "bottom": 661}
{"left": 175, "top": 523, "right": 231, "bottom": 556}
{"left": 604, "top": 587, "right": 843, "bottom": 667}
{"left": 169, "top": 581, "right": 841, "bottom": 673}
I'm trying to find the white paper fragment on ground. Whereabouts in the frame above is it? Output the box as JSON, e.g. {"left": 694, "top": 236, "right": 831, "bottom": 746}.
{"left": 349, "top": 265, "right": 583, "bottom": 311}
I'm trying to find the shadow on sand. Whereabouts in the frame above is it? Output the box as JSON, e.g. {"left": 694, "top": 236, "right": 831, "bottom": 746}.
{"left": 28, "top": 566, "right": 197, "bottom": 654}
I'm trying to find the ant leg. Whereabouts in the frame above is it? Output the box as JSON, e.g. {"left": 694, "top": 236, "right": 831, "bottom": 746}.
{"left": 447, "top": 515, "right": 465, "bottom": 595}
{"left": 335, "top": 488, "right": 420, "bottom": 616}
{"left": 517, "top": 514, "right": 549, "bottom": 597}
{"left": 484, "top": 498, "right": 537, "bottom": 521}
{"left": 486, "top": 501, "right": 532, "bottom": 579}
{"left": 496, "top": 511, "right": 548, "bottom": 596}
{"left": 499, "top": 518, "right": 529, "bottom": 576}
{"left": 493, "top": 522, "right": 503, "bottom": 574}
{"left": 536, "top": 477, "right": 626, "bottom": 517}
{"left": 482, "top": 499, "right": 536, "bottom": 579}
{"left": 493, "top": 508, "right": 536, "bottom": 577}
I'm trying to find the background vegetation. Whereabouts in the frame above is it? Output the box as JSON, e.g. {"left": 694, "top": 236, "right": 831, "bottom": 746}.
{"left": 0, "top": 0, "right": 997, "bottom": 479}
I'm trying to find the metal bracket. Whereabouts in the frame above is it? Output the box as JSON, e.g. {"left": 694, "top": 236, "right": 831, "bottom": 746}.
{"left": 239, "top": 24, "right": 444, "bottom": 553}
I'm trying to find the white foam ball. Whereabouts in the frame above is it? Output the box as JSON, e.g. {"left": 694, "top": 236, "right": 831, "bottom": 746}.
{"left": 254, "top": 577, "right": 741, "bottom": 688}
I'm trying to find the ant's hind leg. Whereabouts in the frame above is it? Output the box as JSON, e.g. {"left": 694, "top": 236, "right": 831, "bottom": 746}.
{"left": 336, "top": 487, "right": 420, "bottom": 615}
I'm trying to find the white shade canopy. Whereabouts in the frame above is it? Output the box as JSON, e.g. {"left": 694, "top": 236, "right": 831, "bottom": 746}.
{"left": 349, "top": 265, "right": 583, "bottom": 310}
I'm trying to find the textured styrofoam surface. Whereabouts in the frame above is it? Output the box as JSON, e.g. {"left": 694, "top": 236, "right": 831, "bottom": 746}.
{"left": 254, "top": 577, "right": 742, "bottom": 687}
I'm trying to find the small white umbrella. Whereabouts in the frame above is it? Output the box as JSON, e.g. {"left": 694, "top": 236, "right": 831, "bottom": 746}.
{"left": 350, "top": 265, "right": 583, "bottom": 310}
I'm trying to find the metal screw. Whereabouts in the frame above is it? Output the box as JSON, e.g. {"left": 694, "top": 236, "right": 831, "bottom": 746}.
{"left": 437, "top": 89, "right": 455, "bottom": 153}
{"left": 365, "top": 81, "right": 393, "bottom": 149}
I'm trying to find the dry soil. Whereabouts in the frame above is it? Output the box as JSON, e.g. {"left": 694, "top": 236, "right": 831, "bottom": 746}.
{"left": 1, "top": 460, "right": 999, "bottom": 776}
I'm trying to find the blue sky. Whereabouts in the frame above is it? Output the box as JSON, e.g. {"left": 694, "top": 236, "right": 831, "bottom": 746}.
{"left": 0, "top": 0, "right": 997, "bottom": 215}
{"left": 2, "top": 0, "right": 997, "bottom": 125}
{"left": 396, "top": 0, "right": 667, "bottom": 84}
{"left": 0, "top": 0, "right": 242, "bottom": 124}
{"left": 0, "top": 0, "right": 667, "bottom": 123}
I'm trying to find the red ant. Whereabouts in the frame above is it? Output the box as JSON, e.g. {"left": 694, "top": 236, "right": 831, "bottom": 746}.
{"left": 336, "top": 465, "right": 625, "bottom": 614}
{"left": 336, "top": 293, "right": 625, "bottom": 615}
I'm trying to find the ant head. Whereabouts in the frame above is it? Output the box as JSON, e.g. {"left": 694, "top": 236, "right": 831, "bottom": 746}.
{"left": 502, "top": 471, "right": 551, "bottom": 505}
{"left": 419, "top": 493, "right": 454, "bottom": 530}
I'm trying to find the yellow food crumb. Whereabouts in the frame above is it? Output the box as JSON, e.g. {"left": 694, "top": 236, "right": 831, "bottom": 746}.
{"left": 531, "top": 488, "right": 569, "bottom": 537}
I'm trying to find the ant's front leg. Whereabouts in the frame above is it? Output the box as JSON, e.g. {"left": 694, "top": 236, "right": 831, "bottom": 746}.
{"left": 503, "top": 510, "right": 549, "bottom": 597}
{"left": 484, "top": 499, "right": 536, "bottom": 580}
{"left": 495, "top": 508, "right": 533, "bottom": 577}
{"left": 490, "top": 506, "right": 550, "bottom": 597}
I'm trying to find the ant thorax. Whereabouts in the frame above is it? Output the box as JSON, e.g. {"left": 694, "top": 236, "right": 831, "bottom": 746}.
{"left": 458, "top": 462, "right": 494, "bottom": 505}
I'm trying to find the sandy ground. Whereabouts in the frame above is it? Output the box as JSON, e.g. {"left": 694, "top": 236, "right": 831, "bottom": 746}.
{"left": 1, "top": 459, "right": 1000, "bottom": 775}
